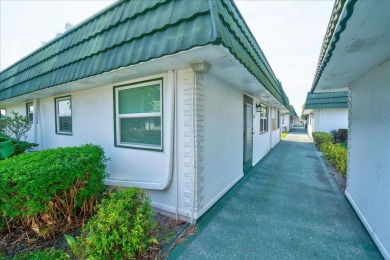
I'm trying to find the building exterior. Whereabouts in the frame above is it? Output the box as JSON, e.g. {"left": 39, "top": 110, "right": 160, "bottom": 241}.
{"left": 311, "top": 0, "right": 390, "bottom": 258}
{"left": 303, "top": 91, "right": 348, "bottom": 136}
{"left": 281, "top": 105, "right": 298, "bottom": 132}
{"left": 0, "top": 0, "right": 291, "bottom": 222}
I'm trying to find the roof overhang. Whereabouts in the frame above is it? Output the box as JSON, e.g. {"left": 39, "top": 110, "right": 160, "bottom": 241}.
{"left": 1, "top": 45, "right": 289, "bottom": 111}
{"left": 313, "top": 0, "right": 390, "bottom": 92}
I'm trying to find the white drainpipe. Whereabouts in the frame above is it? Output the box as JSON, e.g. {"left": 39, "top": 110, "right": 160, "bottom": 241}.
{"left": 33, "top": 99, "right": 38, "bottom": 144}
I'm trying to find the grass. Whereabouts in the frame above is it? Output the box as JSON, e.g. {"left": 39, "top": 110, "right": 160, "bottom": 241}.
{"left": 281, "top": 132, "right": 288, "bottom": 139}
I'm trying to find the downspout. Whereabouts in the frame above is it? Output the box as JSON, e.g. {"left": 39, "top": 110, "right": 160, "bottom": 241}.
{"left": 173, "top": 70, "right": 179, "bottom": 221}
{"left": 191, "top": 73, "right": 197, "bottom": 225}
{"left": 33, "top": 99, "right": 38, "bottom": 144}
{"left": 159, "top": 71, "right": 176, "bottom": 190}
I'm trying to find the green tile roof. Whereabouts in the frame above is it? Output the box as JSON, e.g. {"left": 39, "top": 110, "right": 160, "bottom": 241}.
{"left": 0, "top": 0, "right": 289, "bottom": 108}
{"left": 290, "top": 105, "right": 298, "bottom": 117}
{"left": 304, "top": 91, "right": 348, "bottom": 110}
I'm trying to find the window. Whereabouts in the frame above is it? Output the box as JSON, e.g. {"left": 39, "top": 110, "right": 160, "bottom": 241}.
{"left": 114, "top": 79, "right": 162, "bottom": 150}
{"left": 277, "top": 111, "right": 280, "bottom": 128}
{"left": 0, "top": 108, "right": 5, "bottom": 118}
{"left": 260, "top": 104, "right": 268, "bottom": 133}
{"left": 55, "top": 96, "right": 72, "bottom": 135}
{"left": 26, "top": 102, "right": 34, "bottom": 124}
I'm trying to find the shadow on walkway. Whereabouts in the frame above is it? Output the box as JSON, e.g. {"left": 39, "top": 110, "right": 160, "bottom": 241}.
{"left": 168, "top": 127, "right": 382, "bottom": 259}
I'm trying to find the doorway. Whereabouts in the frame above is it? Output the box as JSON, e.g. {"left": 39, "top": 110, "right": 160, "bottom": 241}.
{"left": 243, "top": 95, "right": 253, "bottom": 173}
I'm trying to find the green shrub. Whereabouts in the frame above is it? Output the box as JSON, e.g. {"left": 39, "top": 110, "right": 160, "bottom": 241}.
{"left": 312, "top": 132, "right": 332, "bottom": 149}
{"left": 321, "top": 142, "right": 347, "bottom": 176}
{"left": 11, "top": 249, "right": 69, "bottom": 260}
{"left": 0, "top": 133, "right": 38, "bottom": 159}
{"left": 71, "top": 188, "right": 157, "bottom": 259}
{"left": 338, "top": 128, "right": 348, "bottom": 142}
{"left": 0, "top": 144, "right": 108, "bottom": 238}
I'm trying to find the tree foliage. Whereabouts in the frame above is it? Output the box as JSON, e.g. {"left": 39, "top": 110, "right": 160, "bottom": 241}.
{"left": 1, "top": 111, "right": 31, "bottom": 141}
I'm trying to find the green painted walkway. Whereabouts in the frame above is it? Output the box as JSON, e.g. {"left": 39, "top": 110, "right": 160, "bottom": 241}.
{"left": 168, "top": 127, "right": 382, "bottom": 259}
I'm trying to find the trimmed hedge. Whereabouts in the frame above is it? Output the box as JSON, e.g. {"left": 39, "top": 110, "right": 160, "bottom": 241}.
{"left": 0, "top": 144, "right": 108, "bottom": 238}
{"left": 321, "top": 142, "right": 347, "bottom": 176}
{"left": 312, "top": 132, "right": 347, "bottom": 176}
{"left": 68, "top": 188, "right": 157, "bottom": 259}
{"left": 312, "top": 132, "right": 332, "bottom": 149}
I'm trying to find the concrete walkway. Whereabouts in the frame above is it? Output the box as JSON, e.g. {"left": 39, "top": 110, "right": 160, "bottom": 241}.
{"left": 168, "top": 127, "right": 382, "bottom": 259}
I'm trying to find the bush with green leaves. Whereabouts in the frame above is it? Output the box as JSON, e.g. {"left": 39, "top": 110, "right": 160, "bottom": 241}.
{"left": 0, "top": 144, "right": 108, "bottom": 238}
{"left": 312, "top": 132, "right": 332, "bottom": 149}
{"left": 66, "top": 188, "right": 157, "bottom": 259}
{"left": 321, "top": 142, "right": 348, "bottom": 176}
{"left": 0, "top": 133, "right": 38, "bottom": 159}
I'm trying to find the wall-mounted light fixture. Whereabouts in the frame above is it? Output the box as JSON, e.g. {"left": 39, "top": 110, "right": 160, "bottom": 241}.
{"left": 190, "top": 61, "right": 211, "bottom": 73}
{"left": 256, "top": 103, "right": 262, "bottom": 113}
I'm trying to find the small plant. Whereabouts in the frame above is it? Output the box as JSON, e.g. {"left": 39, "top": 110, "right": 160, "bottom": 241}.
{"left": 10, "top": 248, "right": 69, "bottom": 260}
{"left": 0, "top": 133, "right": 38, "bottom": 159}
{"left": 66, "top": 188, "right": 157, "bottom": 259}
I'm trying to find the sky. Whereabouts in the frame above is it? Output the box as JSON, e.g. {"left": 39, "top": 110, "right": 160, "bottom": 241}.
{"left": 0, "top": 0, "right": 334, "bottom": 115}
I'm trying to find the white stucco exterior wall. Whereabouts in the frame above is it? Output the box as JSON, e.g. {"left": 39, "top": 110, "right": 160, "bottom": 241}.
{"left": 346, "top": 58, "right": 390, "bottom": 259}
{"left": 196, "top": 73, "right": 244, "bottom": 218}
{"left": 253, "top": 101, "right": 272, "bottom": 164}
{"left": 281, "top": 113, "right": 290, "bottom": 132}
{"left": 271, "top": 108, "right": 281, "bottom": 148}
{"left": 314, "top": 108, "right": 348, "bottom": 133}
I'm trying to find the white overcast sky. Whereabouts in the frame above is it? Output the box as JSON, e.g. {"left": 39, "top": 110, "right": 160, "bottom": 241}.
{"left": 0, "top": 0, "right": 334, "bottom": 114}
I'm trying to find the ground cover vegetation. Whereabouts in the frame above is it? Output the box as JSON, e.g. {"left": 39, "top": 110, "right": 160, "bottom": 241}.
{"left": 312, "top": 130, "right": 348, "bottom": 176}
{"left": 0, "top": 140, "right": 186, "bottom": 259}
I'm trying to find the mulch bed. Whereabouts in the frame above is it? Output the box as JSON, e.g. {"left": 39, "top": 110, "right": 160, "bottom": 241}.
{"left": 1, "top": 213, "right": 186, "bottom": 259}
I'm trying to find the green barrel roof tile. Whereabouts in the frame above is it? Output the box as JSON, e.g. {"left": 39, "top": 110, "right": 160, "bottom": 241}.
{"left": 0, "top": 0, "right": 290, "bottom": 109}
{"left": 304, "top": 91, "right": 348, "bottom": 109}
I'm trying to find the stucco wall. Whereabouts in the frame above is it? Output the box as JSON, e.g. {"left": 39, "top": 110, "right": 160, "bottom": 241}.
{"left": 281, "top": 113, "right": 290, "bottom": 132}
{"left": 315, "top": 108, "right": 348, "bottom": 133}
{"left": 198, "top": 73, "right": 244, "bottom": 217}
{"left": 347, "top": 58, "right": 390, "bottom": 259}
{"left": 253, "top": 101, "right": 272, "bottom": 164}
{"left": 271, "top": 108, "right": 281, "bottom": 148}
{"left": 307, "top": 113, "right": 314, "bottom": 136}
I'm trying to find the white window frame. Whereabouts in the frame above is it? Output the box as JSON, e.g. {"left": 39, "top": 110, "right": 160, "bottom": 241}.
{"left": 0, "top": 108, "right": 5, "bottom": 118}
{"left": 26, "top": 102, "right": 34, "bottom": 124}
{"left": 55, "top": 96, "right": 72, "bottom": 135}
{"left": 260, "top": 104, "right": 268, "bottom": 134}
{"left": 114, "top": 79, "right": 163, "bottom": 150}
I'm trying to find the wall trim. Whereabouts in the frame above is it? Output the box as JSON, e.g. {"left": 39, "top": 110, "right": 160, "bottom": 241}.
{"left": 194, "top": 173, "right": 244, "bottom": 219}
{"left": 345, "top": 190, "right": 389, "bottom": 260}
